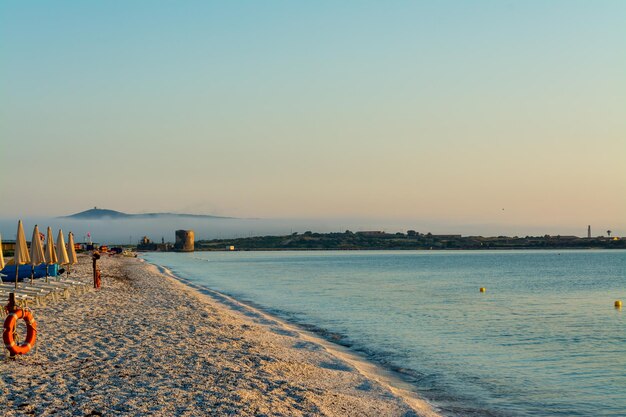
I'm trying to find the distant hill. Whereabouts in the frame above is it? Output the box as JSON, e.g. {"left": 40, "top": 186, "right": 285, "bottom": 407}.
{"left": 65, "top": 208, "right": 130, "bottom": 219}
{"left": 64, "top": 208, "right": 233, "bottom": 220}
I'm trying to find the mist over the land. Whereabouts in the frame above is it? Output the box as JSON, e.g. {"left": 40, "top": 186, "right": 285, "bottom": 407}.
{"left": 0, "top": 216, "right": 602, "bottom": 245}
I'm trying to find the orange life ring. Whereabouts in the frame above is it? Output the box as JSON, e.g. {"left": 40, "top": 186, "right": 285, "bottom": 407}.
{"left": 3, "top": 308, "right": 37, "bottom": 356}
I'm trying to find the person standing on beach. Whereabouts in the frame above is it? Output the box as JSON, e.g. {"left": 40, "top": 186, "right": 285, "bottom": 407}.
{"left": 92, "top": 251, "right": 101, "bottom": 289}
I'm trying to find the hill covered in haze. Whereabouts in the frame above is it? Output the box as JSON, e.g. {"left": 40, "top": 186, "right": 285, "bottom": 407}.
{"left": 64, "top": 208, "right": 233, "bottom": 220}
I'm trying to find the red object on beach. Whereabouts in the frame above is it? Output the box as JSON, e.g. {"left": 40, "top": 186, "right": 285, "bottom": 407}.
{"left": 95, "top": 269, "right": 102, "bottom": 289}
{"left": 3, "top": 308, "right": 37, "bottom": 356}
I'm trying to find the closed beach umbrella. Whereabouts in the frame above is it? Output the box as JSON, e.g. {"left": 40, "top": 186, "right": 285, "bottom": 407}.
{"left": 45, "top": 226, "right": 58, "bottom": 265}
{"left": 13, "top": 220, "right": 31, "bottom": 288}
{"left": 45, "top": 226, "right": 58, "bottom": 282}
{"left": 30, "top": 225, "right": 46, "bottom": 283}
{"left": 30, "top": 225, "right": 46, "bottom": 266}
{"left": 67, "top": 232, "right": 78, "bottom": 265}
{"left": 56, "top": 229, "right": 70, "bottom": 266}
{"left": 14, "top": 220, "right": 30, "bottom": 266}
{"left": 0, "top": 233, "right": 5, "bottom": 270}
{"left": 67, "top": 232, "right": 78, "bottom": 278}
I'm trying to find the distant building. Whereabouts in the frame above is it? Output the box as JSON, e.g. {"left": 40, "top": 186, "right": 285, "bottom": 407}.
{"left": 137, "top": 236, "right": 157, "bottom": 251}
{"left": 136, "top": 236, "right": 173, "bottom": 251}
{"left": 156, "top": 242, "right": 173, "bottom": 251}
{"left": 74, "top": 242, "right": 99, "bottom": 251}
{"left": 174, "top": 230, "right": 194, "bottom": 252}
{"left": 1, "top": 240, "right": 16, "bottom": 253}
{"left": 587, "top": 225, "right": 591, "bottom": 239}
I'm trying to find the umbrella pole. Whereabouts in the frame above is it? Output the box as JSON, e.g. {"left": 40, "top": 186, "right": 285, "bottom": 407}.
{"left": 14, "top": 264, "right": 19, "bottom": 289}
{"left": 31, "top": 265, "right": 35, "bottom": 284}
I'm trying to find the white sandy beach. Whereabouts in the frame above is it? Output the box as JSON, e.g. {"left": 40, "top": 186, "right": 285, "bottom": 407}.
{"left": 1, "top": 254, "right": 438, "bottom": 417}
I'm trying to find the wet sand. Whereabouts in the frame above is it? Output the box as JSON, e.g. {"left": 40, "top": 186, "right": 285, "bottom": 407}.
{"left": 1, "top": 254, "right": 438, "bottom": 416}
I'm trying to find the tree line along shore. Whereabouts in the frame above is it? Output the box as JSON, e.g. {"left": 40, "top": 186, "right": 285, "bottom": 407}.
{"left": 6, "top": 231, "right": 619, "bottom": 256}
{"left": 195, "top": 231, "right": 625, "bottom": 251}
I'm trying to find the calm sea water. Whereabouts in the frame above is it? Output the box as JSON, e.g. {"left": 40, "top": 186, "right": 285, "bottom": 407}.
{"left": 143, "top": 250, "right": 626, "bottom": 417}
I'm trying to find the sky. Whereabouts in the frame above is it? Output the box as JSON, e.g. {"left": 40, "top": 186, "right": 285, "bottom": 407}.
{"left": 1, "top": 1, "right": 625, "bottom": 237}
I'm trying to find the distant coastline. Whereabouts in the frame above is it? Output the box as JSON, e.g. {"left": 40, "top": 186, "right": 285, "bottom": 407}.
{"left": 43, "top": 208, "right": 625, "bottom": 251}
{"left": 195, "top": 231, "right": 625, "bottom": 251}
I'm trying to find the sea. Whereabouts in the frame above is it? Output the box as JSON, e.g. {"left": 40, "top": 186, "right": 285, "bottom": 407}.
{"left": 142, "top": 250, "right": 626, "bottom": 417}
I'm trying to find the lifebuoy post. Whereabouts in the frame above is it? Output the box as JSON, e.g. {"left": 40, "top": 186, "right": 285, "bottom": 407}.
{"left": 7, "top": 293, "right": 16, "bottom": 312}
{"left": 92, "top": 251, "right": 101, "bottom": 289}
{"left": 3, "top": 294, "right": 38, "bottom": 357}
{"left": 5, "top": 293, "right": 17, "bottom": 358}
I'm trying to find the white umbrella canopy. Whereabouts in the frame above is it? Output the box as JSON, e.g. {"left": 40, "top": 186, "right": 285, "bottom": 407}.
{"left": 45, "top": 226, "right": 58, "bottom": 265}
{"left": 30, "top": 225, "right": 46, "bottom": 266}
{"left": 0, "top": 233, "right": 5, "bottom": 270}
{"left": 56, "top": 229, "right": 70, "bottom": 265}
{"left": 67, "top": 232, "right": 78, "bottom": 265}
{"left": 14, "top": 220, "right": 31, "bottom": 265}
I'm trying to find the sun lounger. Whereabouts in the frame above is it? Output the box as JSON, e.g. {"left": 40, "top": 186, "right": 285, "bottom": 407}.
{"left": 0, "top": 283, "right": 59, "bottom": 302}
{"left": 51, "top": 270, "right": 89, "bottom": 294}
{"left": 45, "top": 274, "right": 89, "bottom": 295}
{"left": 26, "top": 274, "right": 90, "bottom": 298}
{"left": 24, "top": 281, "right": 73, "bottom": 299}
{"left": 0, "top": 272, "right": 60, "bottom": 304}
{"left": 57, "top": 278, "right": 88, "bottom": 291}
{"left": 0, "top": 263, "right": 89, "bottom": 307}
{"left": 0, "top": 289, "right": 37, "bottom": 308}
{"left": 0, "top": 286, "right": 47, "bottom": 307}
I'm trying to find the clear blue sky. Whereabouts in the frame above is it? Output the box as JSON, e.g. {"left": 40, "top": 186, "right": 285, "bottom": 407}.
{"left": 1, "top": 1, "right": 624, "bottom": 234}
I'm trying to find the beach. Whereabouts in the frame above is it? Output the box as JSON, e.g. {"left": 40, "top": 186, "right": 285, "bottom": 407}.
{"left": 0, "top": 254, "right": 435, "bottom": 417}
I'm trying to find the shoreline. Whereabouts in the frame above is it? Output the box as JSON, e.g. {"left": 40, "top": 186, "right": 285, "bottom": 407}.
{"left": 143, "top": 246, "right": 625, "bottom": 253}
{"left": 150, "top": 260, "right": 441, "bottom": 417}
{"left": 1, "top": 254, "right": 440, "bottom": 416}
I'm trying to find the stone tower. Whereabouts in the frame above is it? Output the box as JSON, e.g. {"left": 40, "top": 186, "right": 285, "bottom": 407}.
{"left": 174, "top": 230, "right": 195, "bottom": 252}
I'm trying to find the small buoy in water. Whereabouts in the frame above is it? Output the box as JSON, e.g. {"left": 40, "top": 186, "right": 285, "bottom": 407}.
{"left": 480, "top": 287, "right": 486, "bottom": 293}
{"left": 615, "top": 300, "right": 623, "bottom": 308}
